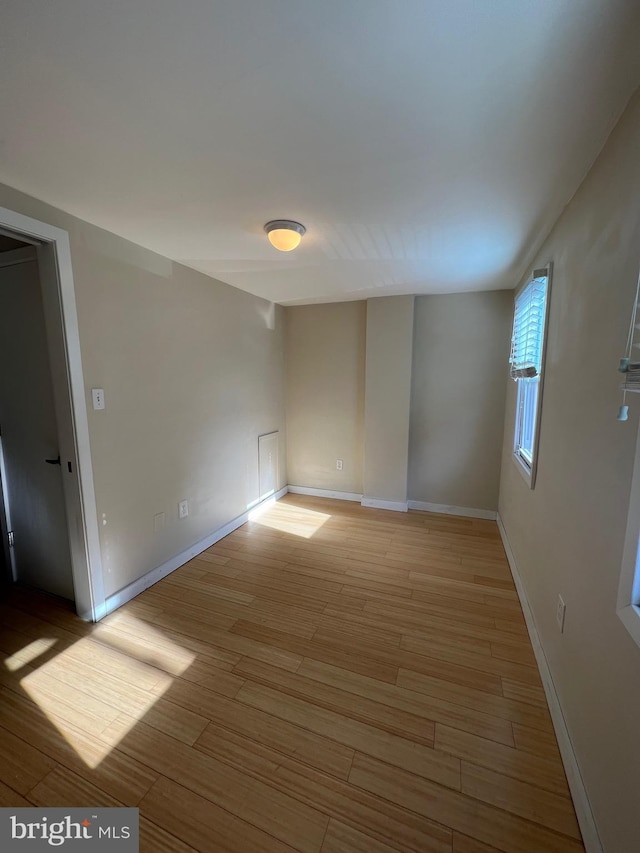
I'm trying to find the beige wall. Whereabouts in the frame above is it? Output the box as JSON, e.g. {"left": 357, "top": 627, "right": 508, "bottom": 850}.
{"left": 409, "top": 291, "right": 511, "bottom": 511}
{"left": 499, "top": 89, "right": 640, "bottom": 852}
{"left": 363, "top": 295, "right": 414, "bottom": 505}
{"left": 0, "top": 183, "right": 286, "bottom": 601}
{"left": 285, "top": 302, "right": 366, "bottom": 494}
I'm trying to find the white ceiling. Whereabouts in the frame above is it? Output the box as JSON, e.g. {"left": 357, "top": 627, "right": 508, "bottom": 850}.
{"left": 1, "top": 1, "right": 639, "bottom": 305}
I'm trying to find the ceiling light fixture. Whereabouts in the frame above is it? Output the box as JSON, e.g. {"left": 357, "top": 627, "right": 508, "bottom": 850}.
{"left": 264, "top": 220, "right": 306, "bottom": 252}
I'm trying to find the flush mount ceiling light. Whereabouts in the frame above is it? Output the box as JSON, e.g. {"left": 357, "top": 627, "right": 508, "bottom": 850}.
{"left": 264, "top": 220, "right": 306, "bottom": 252}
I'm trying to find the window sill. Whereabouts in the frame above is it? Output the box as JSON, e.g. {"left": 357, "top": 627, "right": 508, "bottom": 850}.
{"left": 618, "top": 603, "right": 640, "bottom": 649}
{"left": 513, "top": 450, "right": 535, "bottom": 488}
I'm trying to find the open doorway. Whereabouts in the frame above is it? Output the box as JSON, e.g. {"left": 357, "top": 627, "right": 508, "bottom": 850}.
{"left": 0, "top": 208, "right": 104, "bottom": 621}
{"left": 0, "top": 240, "right": 74, "bottom": 600}
{"left": 0, "top": 429, "right": 12, "bottom": 588}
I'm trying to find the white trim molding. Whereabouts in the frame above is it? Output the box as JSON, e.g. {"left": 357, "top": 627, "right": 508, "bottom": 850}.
{"left": 408, "top": 500, "right": 497, "bottom": 520}
{"left": 101, "top": 486, "right": 289, "bottom": 617}
{"left": 287, "top": 485, "right": 363, "bottom": 502}
{"left": 616, "top": 414, "right": 640, "bottom": 648}
{"left": 497, "top": 515, "right": 603, "bottom": 853}
{"left": 361, "top": 497, "right": 408, "bottom": 512}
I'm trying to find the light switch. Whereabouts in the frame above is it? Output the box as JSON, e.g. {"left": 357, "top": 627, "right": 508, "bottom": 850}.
{"left": 92, "top": 388, "right": 105, "bottom": 410}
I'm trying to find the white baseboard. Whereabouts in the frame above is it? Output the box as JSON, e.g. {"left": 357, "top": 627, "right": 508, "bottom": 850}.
{"left": 284, "top": 488, "right": 492, "bottom": 521}
{"left": 101, "top": 486, "right": 289, "bottom": 618}
{"left": 287, "top": 485, "right": 408, "bottom": 513}
{"left": 497, "top": 514, "right": 602, "bottom": 853}
{"left": 287, "top": 485, "right": 363, "bottom": 502}
{"left": 361, "top": 497, "right": 408, "bottom": 512}
{"left": 408, "top": 500, "right": 497, "bottom": 520}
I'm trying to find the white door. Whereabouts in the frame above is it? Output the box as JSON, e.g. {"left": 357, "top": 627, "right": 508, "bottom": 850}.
{"left": 0, "top": 252, "right": 74, "bottom": 599}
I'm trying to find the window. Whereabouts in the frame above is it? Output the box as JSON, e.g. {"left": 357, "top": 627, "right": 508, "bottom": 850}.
{"left": 617, "top": 273, "right": 640, "bottom": 649}
{"left": 618, "top": 422, "right": 640, "bottom": 648}
{"left": 509, "top": 266, "right": 551, "bottom": 486}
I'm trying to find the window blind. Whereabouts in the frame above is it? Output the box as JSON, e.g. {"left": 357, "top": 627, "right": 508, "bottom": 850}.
{"left": 509, "top": 271, "right": 548, "bottom": 380}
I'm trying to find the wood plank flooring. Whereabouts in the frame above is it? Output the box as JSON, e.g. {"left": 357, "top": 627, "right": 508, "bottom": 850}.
{"left": 0, "top": 494, "right": 584, "bottom": 852}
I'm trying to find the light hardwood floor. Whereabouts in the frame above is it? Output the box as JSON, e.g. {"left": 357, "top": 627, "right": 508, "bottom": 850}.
{"left": 0, "top": 494, "right": 584, "bottom": 852}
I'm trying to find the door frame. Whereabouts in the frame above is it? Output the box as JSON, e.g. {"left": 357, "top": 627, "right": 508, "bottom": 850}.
{"left": 0, "top": 206, "right": 104, "bottom": 620}
{"left": 0, "top": 434, "right": 15, "bottom": 584}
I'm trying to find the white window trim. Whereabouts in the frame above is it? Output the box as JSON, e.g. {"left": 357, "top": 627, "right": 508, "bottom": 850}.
{"left": 511, "top": 263, "right": 552, "bottom": 489}
{"left": 617, "top": 414, "right": 640, "bottom": 648}
{"left": 513, "top": 427, "right": 538, "bottom": 486}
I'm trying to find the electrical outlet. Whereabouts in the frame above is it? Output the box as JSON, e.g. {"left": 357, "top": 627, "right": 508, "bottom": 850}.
{"left": 178, "top": 500, "right": 189, "bottom": 519}
{"left": 153, "top": 512, "right": 165, "bottom": 532}
{"left": 556, "top": 594, "right": 566, "bottom": 632}
{"left": 91, "top": 388, "right": 105, "bottom": 410}
{"left": 336, "top": 459, "right": 343, "bottom": 471}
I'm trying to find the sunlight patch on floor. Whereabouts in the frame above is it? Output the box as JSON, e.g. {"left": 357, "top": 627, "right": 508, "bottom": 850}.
{"left": 4, "top": 638, "right": 57, "bottom": 672}
{"left": 13, "top": 617, "right": 194, "bottom": 768}
{"left": 251, "top": 502, "right": 331, "bottom": 539}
